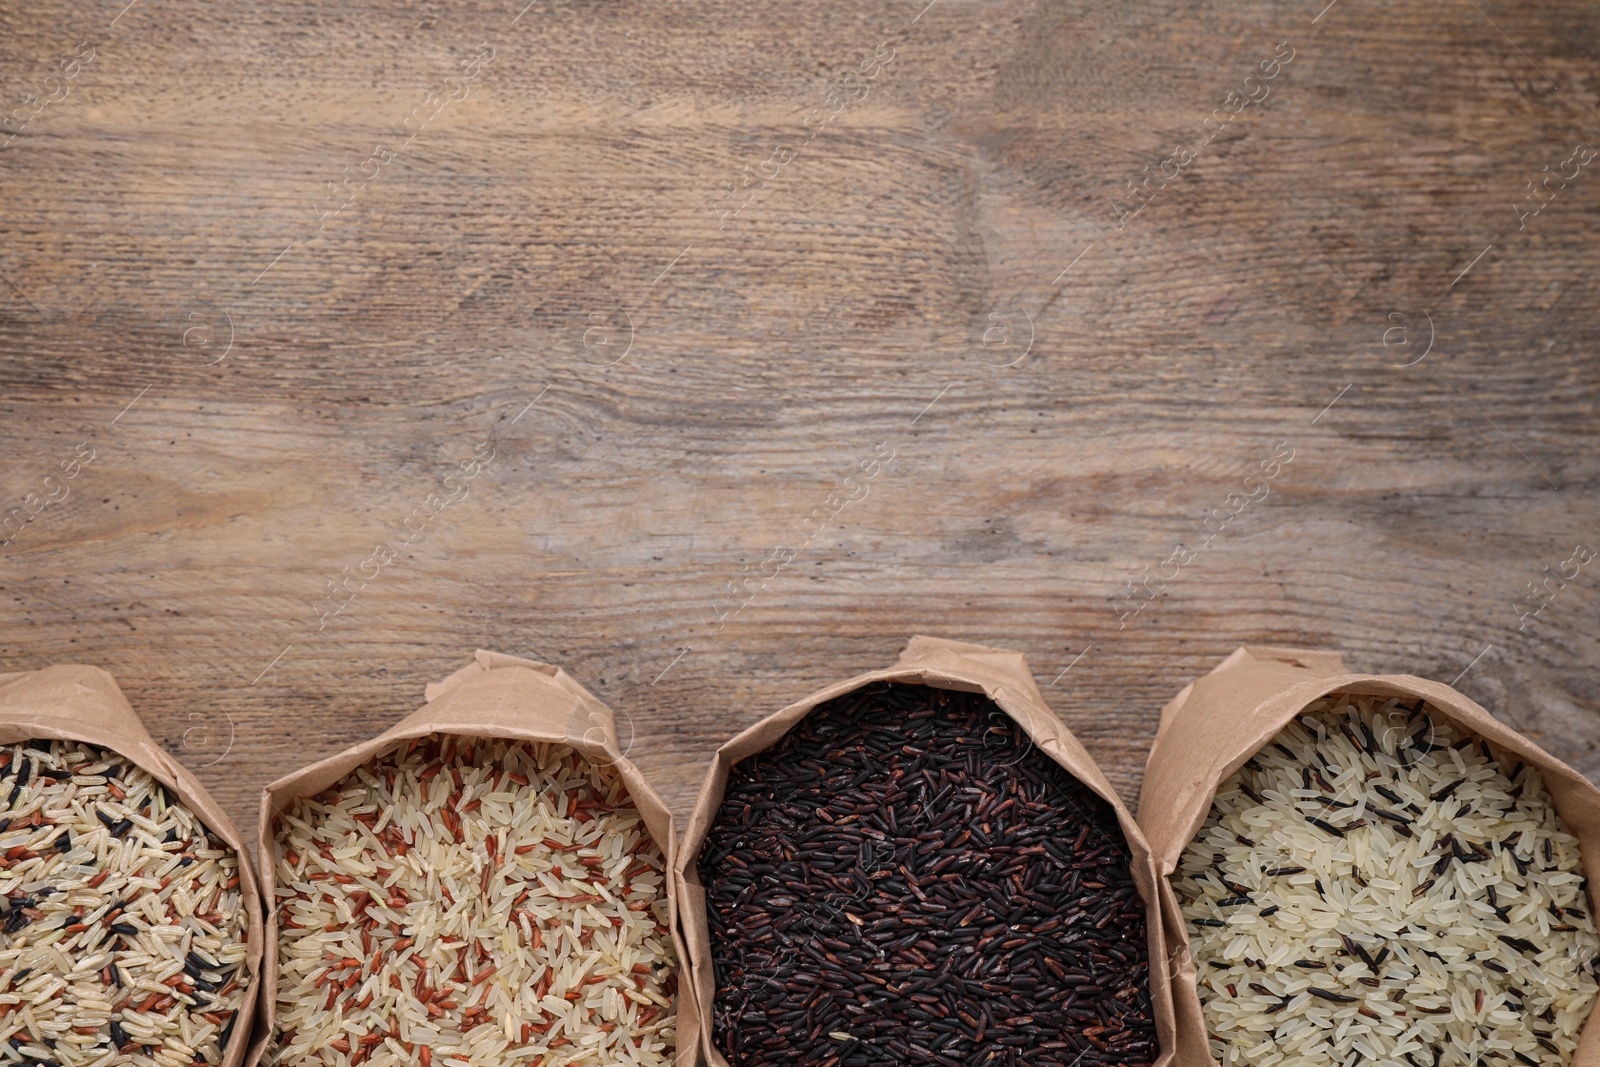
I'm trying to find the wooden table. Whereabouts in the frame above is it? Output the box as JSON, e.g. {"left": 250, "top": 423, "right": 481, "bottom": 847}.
{"left": 2, "top": 0, "right": 1597, "bottom": 853}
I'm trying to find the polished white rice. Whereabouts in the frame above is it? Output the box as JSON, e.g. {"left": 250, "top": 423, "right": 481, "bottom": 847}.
{"left": 0, "top": 740, "right": 250, "bottom": 1067}
{"left": 271, "top": 735, "right": 676, "bottom": 1067}
{"left": 1177, "top": 693, "right": 1600, "bottom": 1067}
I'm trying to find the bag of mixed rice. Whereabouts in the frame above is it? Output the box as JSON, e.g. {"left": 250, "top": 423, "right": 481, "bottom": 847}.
{"left": 1140, "top": 646, "right": 1600, "bottom": 1067}
{"left": 253, "top": 651, "right": 693, "bottom": 1067}
{"left": 0, "top": 664, "right": 263, "bottom": 1067}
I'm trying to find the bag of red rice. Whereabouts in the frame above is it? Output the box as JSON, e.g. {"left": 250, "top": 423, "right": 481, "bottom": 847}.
{"left": 1140, "top": 646, "right": 1600, "bottom": 1067}
{"left": 0, "top": 664, "right": 263, "bottom": 1067}
{"left": 253, "top": 651, "right": 693, "bottom": 1067}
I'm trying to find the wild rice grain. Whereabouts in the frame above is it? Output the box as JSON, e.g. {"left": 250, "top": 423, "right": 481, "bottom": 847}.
{"left": 271, "top": 736, "right": 676, "bottom": 1067}
{"left": 1177, "top": 693, "right": 1600, "bottom": 1067}
{"left": 0, "top": 740, "right": 250, "bottom": 1067}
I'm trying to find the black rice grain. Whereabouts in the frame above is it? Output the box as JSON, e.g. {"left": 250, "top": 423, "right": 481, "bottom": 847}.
{"left": 700, "top": 682, "right": 1155, "bottom": 1067}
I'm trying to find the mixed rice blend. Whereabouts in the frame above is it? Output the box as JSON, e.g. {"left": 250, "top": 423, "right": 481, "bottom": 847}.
{"left": 0, "top": 740, "right": 251, "bottom": 1067}
{"left": 1177, "top": 693, "right": 1600, "bottom": 1067}
{"left": 272, "top": 736, "right": 676, "bottom": 1067}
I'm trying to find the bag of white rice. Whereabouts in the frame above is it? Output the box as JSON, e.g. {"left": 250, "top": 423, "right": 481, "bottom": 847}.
{"left": 0, "top": 664, "right": 263, "bottom": 1067}
{"left": 253, "top": 651, "right": 693, "bottom": 1067}
{"left": 1139, "top": 646, "right": 1600, "bottom": 1067}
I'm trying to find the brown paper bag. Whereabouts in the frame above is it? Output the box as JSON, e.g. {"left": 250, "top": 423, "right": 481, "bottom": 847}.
{"left": 675, "top": 635, "right": 1177, "bottom": 1067}
{"left": 1138, "top": 645, "right": 1600, "bottom": 1067}
{"left": 0, "top": 664, "right": 265, "bottom": 1067}
{"left": 249, "top": 650, "right": 698, "bottom": 1067}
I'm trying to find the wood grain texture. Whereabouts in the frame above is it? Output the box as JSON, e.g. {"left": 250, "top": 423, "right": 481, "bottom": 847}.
{"left": 1, "top": 0, "right": 1598, "bottom": 859}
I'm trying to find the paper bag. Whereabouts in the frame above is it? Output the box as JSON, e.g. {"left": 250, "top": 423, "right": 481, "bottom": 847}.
{"left": 675, "top": 635, "right": 1176, "bottom": 1067}
{"left": 249, "top": 650, "right": 697, "bottom": 1067}
{"left": 1138, "top": 645, "right": 1600, "bottom": 1067}
{"left": 0, "top": 664, "right": 265, "bottom": 1067}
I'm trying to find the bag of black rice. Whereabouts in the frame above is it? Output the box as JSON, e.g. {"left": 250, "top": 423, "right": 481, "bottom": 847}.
{"left": 678, "top": 636, "right": 1175, "bottom": 1067}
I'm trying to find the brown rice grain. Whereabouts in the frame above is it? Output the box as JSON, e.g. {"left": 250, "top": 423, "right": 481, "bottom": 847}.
{"left": 271, "top": 735, "right": 676, "bottom": 1067}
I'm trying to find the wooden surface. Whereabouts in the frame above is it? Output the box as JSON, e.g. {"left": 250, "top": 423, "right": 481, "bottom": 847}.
{"left": 2, "top": 0, "right": 1598, "bottom": 855}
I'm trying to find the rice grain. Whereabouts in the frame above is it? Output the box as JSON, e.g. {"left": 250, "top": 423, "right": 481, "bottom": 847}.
{"left": 0, "top": 740, "right": 250, "bottom": 1067}
{"left": 271, "top": 735, "right": 676, "bottom": 1067}
{"left": 1176, "top": 693, "right": 1600, "bottom": 1067}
